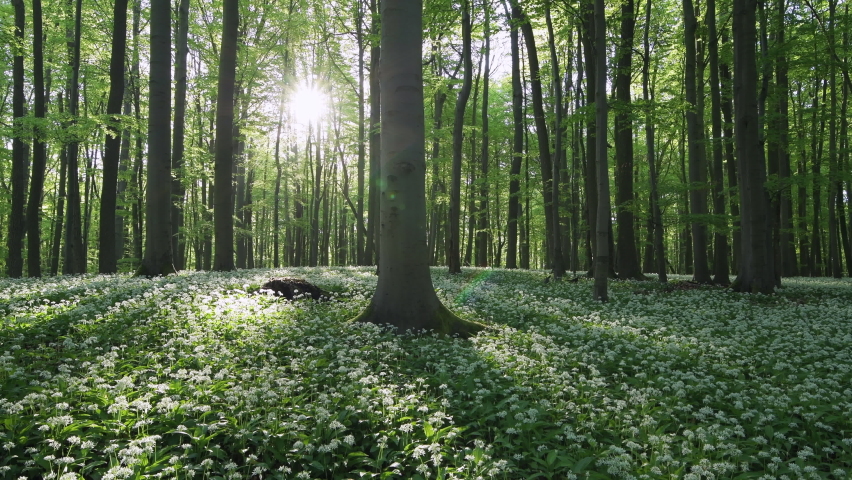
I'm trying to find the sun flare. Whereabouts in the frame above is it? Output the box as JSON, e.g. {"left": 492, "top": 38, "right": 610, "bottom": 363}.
{"left": 289, "top": 82, "right": 327, "bottom": 126}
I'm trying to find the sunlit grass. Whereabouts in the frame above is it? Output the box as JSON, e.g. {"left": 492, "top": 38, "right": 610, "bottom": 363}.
{"left": 1, "top": 267, "right": 850, "bottom": 479}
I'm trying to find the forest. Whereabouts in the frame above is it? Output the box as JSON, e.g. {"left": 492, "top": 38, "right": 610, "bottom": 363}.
{"left": 1, "top": 0, "right": 850, "bottom": 290}
{"left": 2, "top": 0, "right": 852, "bottom": 477}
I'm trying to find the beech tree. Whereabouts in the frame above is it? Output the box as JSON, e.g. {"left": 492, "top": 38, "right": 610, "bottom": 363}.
{"left": 732, "top": 0, "right": 776, "bottom": 293}
{"left": 354, "top": 0, "right": 482, "bottom": 336}
{"left": 136, "top": 0, "right": 176, "bottom": 276}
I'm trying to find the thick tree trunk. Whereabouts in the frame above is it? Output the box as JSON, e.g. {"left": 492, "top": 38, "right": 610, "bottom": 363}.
{"left": 354, "top": 0, "right": 482, "bottom": 337}
{"left": 98, "top": 0, "right": 128, "bottom": 274}
{"left": 213, "top": 0, "right": 239, "bottom": 272}
{"left": 27, "top": 0, "right": 47, "bottom": 277}
{"left": 731, "top": 0, "right": 776, "bottom": 293}
{"left": 136, "top": 0, "right": 175, "bottom": 276}
{"left": 544, "top": 1, "right": 565, "bottom": 277}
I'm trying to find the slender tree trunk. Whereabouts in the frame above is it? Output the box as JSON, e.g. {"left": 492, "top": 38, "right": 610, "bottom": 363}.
{"left": 476, "top": 2, "right": 491, "bottom": 268}
{"left": 64, "top": 0, "right": 86, "bottom": 275}
{"left": 707, "top": 0, "right": 730, "bottom": 284}
{"left": 683, "top": 0, "right": 711, "bottom": 283}
{"left": 50, "top": 102, "right": 68, "bottom": 276}
{"left": 213, "top": 0, "right": 239, "bottom": 271}
{"left": 511, "top": 0, "right": 560, "bottom": 275}
{"left": 593, "top": 0, "right": 611, "bottom": 300}
{"left": 7, "top": 0, "right": 26, "bottom": 278}
{"left": 643, "top": 0, "right": 666, "bottom": 282}
{"left": 27, "top": 0, "right": 48, "bottom": 277}
{"left": 504, "top": 0, "right": 523, "bottom": 269}
{"left": 544, "top": 0, "right": 565, "bottom": 277}
{"left": 448, "top": 0, "right": 473, "bottom": 274}
{"left": 356, "top": 0, "right": 367, "bottom": 265}
{"left": 365, "top": 0, "right": 380, "bottom": 266}
{"left": 170, "top": 0, "right": 189, "bottom": 271}
{"left": 719, "top": 35, "right": 740, "bottom": 273}
{"left": 775, "top": 0, "right": 796, "bottom": 277}
{"left": 98, "top": 0, "right": 128, "bottom": 274}
{"left": 582, "top": 0, "right": 599, "bottom": 274}
{"left": 614, "top": 0, "right": 643, "bottom": 280}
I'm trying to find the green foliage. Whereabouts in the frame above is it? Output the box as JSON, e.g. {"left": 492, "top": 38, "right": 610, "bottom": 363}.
{"left": 2, "top": 268, "right": 851, "bottom": 478}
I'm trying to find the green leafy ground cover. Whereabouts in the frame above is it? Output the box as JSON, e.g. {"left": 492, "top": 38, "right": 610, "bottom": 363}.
{"left": 1, "top": 267, "right": 851, "bottom": 480}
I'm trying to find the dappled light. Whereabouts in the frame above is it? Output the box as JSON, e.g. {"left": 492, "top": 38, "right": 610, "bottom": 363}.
{"left": 1, "top": 268, "right": 850, "bottom": 477}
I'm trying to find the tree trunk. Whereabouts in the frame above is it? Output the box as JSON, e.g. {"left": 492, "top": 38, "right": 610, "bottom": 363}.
{"left": 64, "top": 0, "right": 86, "bottom": 275}
{"left": 354, "top": 0, "right": 482, "bottom": 337}
{"left": 731, "top": 0, "right": 776, "bottom": 293}
{"left": 683, "top": 0, "right": 711, "bottom": 283}
{"left": 27, "top": 0, "right": 48, "bottom": 277}
{"left": 719, "top": 35, "right": 740, "bottom": 273}
{"left": 511, "top": 0, "right": 560, "bottom": 276}
{"left": 7, "top": 0, "right": 26, "bottom": 278}
{"left": 136, "top": 0, "right": 175, "bottom": 276}
{"left": 582, "top": 0, "right": 599, "bottom": 274}
{"left": 614, "top": 0, "right": 643, "bottom": 280}
{"left": 170, "top": 0, "right": 189, "bottom": 271}
{"left": 213, "top": 0, "right": 239, "bottom": 272}
{"left": 593, "top": 0, "right": 611, "bottom": 300}
{"left": 448, "top": 0, "right": 473, "bottom": 274}
{"left": 707, "top": 0, "right": 730, "bottom": 284}
{"left": 643, "top": 0, "right": 666, "bottom": 282}
{"left": 98, "top": 0, "right": 128, "bottom": 274}
{"left": 366, "top": 0, "right": 380, "bottom": 266}
{"left": 50, "top": 118, "right": 67, "bottom": 276}
{"left": 476, "top": 2, "right": 491, "bottom": 268}
{"left": 504, "top": 0, "right": 523, "bottom": 269}
{"left": 544, "top": 0, "right": 565, "bottom": 278}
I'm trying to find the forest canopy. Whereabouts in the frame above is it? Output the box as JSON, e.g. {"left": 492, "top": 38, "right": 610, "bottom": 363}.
{"left": 0, "top": 0, "right": 850, "bottom": 293}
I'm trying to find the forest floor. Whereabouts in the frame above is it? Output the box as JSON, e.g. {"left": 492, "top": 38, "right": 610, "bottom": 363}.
{"left": 1, "top": 267, "right": 851, "bottom": 479}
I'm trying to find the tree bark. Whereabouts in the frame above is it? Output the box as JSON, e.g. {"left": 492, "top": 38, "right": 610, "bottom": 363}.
{"left": 136, "top": 0, "right": 175, "bottom": 276}
{"left": 512, "top": 0, "right": 560, "bottom": 276}
{"left": 7, "top": 0, "right": 26, "bottom": 278}
{"left": 170, "top": 0, "right": 190, "bottom": 271}
{"left": 593, "top": 0, "right": 611, "bottom": 300}
{"left": 213, "top": 0, "right": 239, "bottom": 272}
{"left": 64, "top": 0, "right": 86, "bottom": 275}
{"left": 683, "top": 0, "right": 711, "bottom": 283}
{"left": 354, "top": 0, "right": 482, "bottom": 337}
{"left": 643, "top": 0, "right": 666, "bottom": 282}
{"left": 98, "top": 0, "right": 128, "bottom": 274}
{"left": 476, "top": 2, "right": 491, "bottom": 268}
{"left": 448, "top": 0, "right": 473, "bottom": 274}
{"left": 614, "top": 0, "right": 643, "bottom": 280}
{"left": 707, "top": 0, "right": 730, "bottom": 284}
{"left": 731, "top": 0, "right": 776, "bottom": 293}
{"left": 27, "top": 0, "right": 48, "bottom": 277}
{"left": 504, "top": 0, "right": 523, "bottom": 269}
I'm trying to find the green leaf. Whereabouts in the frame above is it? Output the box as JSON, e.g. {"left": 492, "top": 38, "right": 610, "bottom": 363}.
{"left": 572, "top": 456, "right": 595, "bottom": 473}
